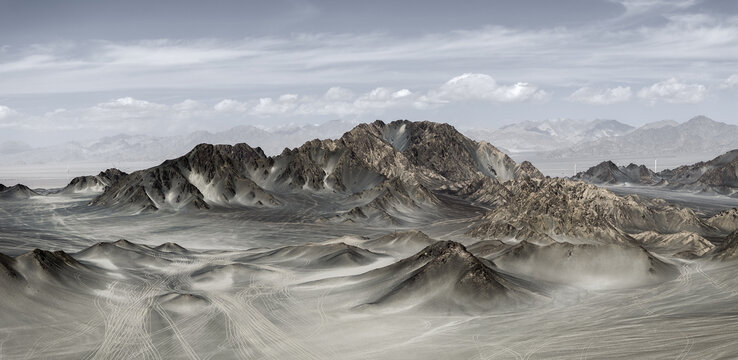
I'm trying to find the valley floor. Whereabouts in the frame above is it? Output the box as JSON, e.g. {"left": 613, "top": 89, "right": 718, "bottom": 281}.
{"left": 1, "top": 192, "right": 738, "bottom": 359}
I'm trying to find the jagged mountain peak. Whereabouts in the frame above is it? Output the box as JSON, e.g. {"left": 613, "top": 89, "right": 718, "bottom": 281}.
{"left": 90, "top": 120, "right": 537, "bottom": 215}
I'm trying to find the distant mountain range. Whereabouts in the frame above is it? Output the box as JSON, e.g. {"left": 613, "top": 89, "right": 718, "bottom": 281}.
{"left": 464, "top": 118, "right": 634, "bottom": 153}
{"left": 4, "top": 116, "right": 736, "bottom": 167}
{"left": 549, "top": 116, "right": 738, "bottom": 159}
{"left": 0, "top": 120, "right": 357, "bottom": 165}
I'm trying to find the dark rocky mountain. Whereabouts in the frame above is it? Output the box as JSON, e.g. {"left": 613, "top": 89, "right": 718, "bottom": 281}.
{"left": 572, "top": 161, "right": 662, "bottom": 185}
{"left": 659, "top": 149, "right": 738, "bottom": 194}
{"left": 90, "top": 120, "right": 533, "bottom": 220}
{"left": 573, "top": 149, "right": 738, "bottom": 195}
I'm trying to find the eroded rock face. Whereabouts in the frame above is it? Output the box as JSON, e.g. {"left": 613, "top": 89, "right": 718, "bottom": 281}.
{"left": 467, "top": 177, "right": 711, "bottom": 245}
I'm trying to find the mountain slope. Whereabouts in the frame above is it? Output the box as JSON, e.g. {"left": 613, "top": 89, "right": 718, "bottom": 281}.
{"left": 468, "top": 177, "right": 712, "bottom": 245}
{"left": 62, "top": 168, "right": 128, "bottom": 193}
{"left": 352, "top": 241, "right": 540, "bottom": 312}
{"left": 491, "top": 241, "right": 678, "bottom": 289}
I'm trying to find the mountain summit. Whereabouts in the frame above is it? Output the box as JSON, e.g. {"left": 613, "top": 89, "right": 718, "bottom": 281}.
{"left": 91, "top": 120, "right": 540, "bottom": 219}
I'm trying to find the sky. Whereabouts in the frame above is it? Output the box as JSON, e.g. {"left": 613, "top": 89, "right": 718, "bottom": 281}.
{"left": 1, "top": 0, "right": 738, "bottom": 146}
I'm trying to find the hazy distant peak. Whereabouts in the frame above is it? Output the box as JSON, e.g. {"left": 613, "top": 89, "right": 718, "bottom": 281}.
{"left": 637, "top": 119, "right": 679, "bottom": 130}
{"left": 683, "top": 115, "right": 719, "bottom": 126}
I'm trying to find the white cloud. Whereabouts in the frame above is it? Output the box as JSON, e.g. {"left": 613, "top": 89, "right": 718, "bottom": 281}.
{"left": 95, "top": 97, "right": 167, "bottom": 111}
{"left": 567, "top": 86, "right": 632, "bottom": 104}
{"left": 323, "top": 87, "right": 355, "bottom": 101}
{"left": 719, "top": 74, "right": 738, "bottom": 89}
{"left": 251, "top": 96, "right": 299, "bottom": 116}
{"left": 0, "top": 105, "right": 18, "bottom": 120}
{"left": 392, "top": 89, "right": 413, "bottom": 99}
{"left": 637, "top": 78, "right": 707, "bottom": 104}
{"left": 172, "top": 99, "right": 203, "bottom": 111}
{"left": 214, "top": 99, "right": 249, "bottom": 112}
{"left": 416, "top": 73, "right": 546, "bottom": 108}
{"left": 351, "top": 87, "right": 415, "bottom": 111}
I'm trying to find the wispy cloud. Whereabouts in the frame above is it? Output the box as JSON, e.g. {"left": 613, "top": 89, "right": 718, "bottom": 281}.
{"left": 567, "top": 86, "right": 632, "bottom": 105}
{"left": 1, "top": 12, "right": 737, "bottom": 97}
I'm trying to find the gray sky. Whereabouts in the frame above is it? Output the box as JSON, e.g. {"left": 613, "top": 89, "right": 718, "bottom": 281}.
{"left": 1, "top": 0, "right": 738, "bottom": 146}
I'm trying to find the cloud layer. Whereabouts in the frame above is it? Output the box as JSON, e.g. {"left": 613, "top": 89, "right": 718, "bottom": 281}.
{"left": 0, "top": 73, "right": 550, "bottom": 133}
{"left": 1, "top": 11, "right": 737, "bottom": 98}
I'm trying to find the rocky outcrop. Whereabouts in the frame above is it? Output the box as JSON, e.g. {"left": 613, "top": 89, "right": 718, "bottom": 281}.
{"left": 63, "top": 168, "right": 127, "bottom": 193}
{"left": 707, "top": 208, "right": 738, "bottom": 233}
{"left": 711, "top": 231, "right": 738, "bottom": 261}
{"left": 91, "top": 143, "right": 276, "bottom": 211}
{"left": 468, "top": 177, "right": 711, "bottom": 244}
{"left": 631, "top": 231, "right": 715, "bottom": 258}
{"left": 573, "top": 161, "right": 661, "bottom": 185}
